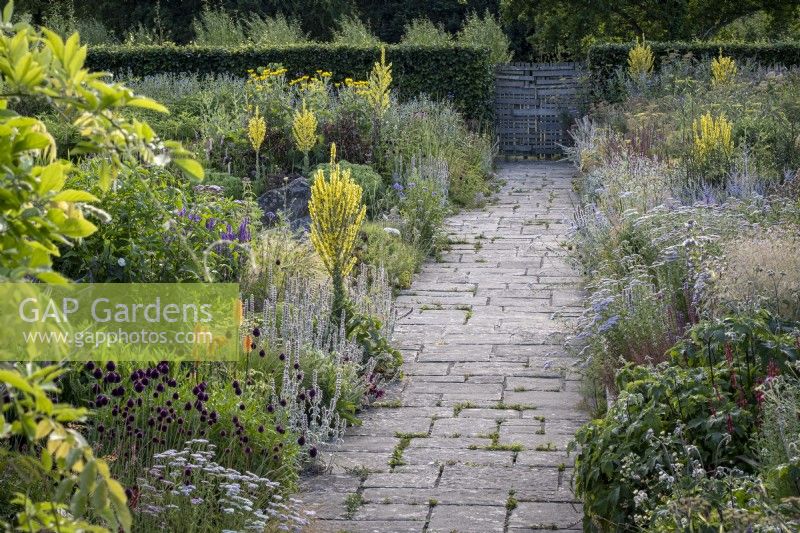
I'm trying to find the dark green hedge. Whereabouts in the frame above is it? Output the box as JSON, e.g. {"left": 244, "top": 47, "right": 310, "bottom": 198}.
{"left": 87, "top": 44, "right": 493, "bottom": 119}
{"left": 587, "top": 41, "right": 800, "bottom": 82}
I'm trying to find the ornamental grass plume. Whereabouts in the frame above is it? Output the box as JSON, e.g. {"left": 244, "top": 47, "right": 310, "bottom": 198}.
{"left": 308, "top": 143, "right": 367, "bottom": 315}
{"left": 292, "top": 99, "right": 317, "bottom": 171}
{"left": 692, "top": 111, "right": 733, "bottom": 160}
{"left": 628, "top": 37, "right": 654, "bottom": 79}
{"left": 711, "top": 52, "right": 737, "bottom": 86}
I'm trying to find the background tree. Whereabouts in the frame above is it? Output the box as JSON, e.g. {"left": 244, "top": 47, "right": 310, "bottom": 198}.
{"left": 500, "top": 0, "right": 800, "bottom": 58}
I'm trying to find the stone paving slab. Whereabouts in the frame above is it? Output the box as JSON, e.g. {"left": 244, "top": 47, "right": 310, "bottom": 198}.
{"left": 300, "top": 162, "right": 587, "bottom": 532}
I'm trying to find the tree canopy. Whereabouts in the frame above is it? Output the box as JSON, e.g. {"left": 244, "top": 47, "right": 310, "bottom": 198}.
{"left": 500, "top": 0, "right": 800, "bottom": 57}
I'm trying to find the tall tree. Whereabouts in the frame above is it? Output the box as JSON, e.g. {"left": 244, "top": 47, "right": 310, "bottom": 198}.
{"left": 500, "top": 0, "right": 797, "bottom": 58}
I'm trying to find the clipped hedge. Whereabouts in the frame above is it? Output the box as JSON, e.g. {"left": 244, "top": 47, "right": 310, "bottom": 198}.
{"left": 87, "top": 44, "right": 493, "bottom": 119}
{"left": 587, "top": 41, "right": 800, "bottom": 82}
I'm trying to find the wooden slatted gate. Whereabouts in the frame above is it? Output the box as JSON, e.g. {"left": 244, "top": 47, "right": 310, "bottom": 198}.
{"left": 495, "top": 62, "right": 584, "bottom": 157}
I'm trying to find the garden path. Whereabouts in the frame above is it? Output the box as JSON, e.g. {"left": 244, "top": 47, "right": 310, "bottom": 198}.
{"left": 301, "top": 161, "right": 587, "bottom": 532}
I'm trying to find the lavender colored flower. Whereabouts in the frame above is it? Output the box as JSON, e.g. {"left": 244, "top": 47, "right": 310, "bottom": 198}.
{"left": 236, "top": 217, "right": 251, "bottom": 243}
{"left": 220, "top": 223, "right": 235, "bottom": 241}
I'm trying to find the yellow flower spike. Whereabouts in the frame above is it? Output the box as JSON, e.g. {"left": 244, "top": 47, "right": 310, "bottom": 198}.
{"left": 247, "top": 106, "right": 266, "bottom": 154}
{"left": 628, "top": 37, "right": 654, "bottom": 79}
{"left": 308, "top": 143, "right": 367, "bottom": 280}
{"left": 292, "top": 100, "right": 318, "bottom": 168}
{"left": 692, "top": 111, "right": 734, "bottom": 160}
{"left": 711, "top": 52, "right": 737, "bottom": 86}
{"left": 364, "top": 46, "right": 392, "bottom": 117}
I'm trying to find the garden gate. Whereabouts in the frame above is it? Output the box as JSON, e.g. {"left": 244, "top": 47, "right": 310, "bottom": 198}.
{"left": 494, "top": 62, "right": 584, "bottom": 157}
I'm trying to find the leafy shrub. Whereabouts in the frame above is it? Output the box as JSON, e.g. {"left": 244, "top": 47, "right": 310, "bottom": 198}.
{"left": 572, "top": 361, "right": 759, "bottom": 531}
{"left": 382, "top": 96, "right": 493, "bottom": 207}
{"left": 56, "top": 166, "right": 252, "bottom": 283}
{"left": 398, "top": 178, "right": 449, "bottom": 257}
{"left": 357, "top": 222, "right": 421, "bottom": 289}
{"left": 401, "top": 19, "right": 452, "bottom": 46}
{"left": 246, "top": 13, "right": 308, "bottom": 46}
{"left": 572, "top": 311, "right": 800, "bottom": 530}
{"left": 457, "top": 11, "right": 513, "bottom": 65}
{"left": 314, "top": 160, "right": 385, "bottom": 216}
{"left": 332, "top": 15, "right": 381, "bottom": 46}
{"left": 191, "top": 6, "right": 245, "bottom": 46}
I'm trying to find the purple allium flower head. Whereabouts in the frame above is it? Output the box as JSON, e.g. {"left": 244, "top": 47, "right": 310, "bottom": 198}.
{"left": 106, "top": 361, "right": 116, "bottom": 372}
{"left": 93, "top": 368, "right": 103, "bottom": 380}
{"left": 392, "top": 182, "right": 404, "bottom": 192}
{"left": 84, "top": 361, "right": 95, "bottom": 372}
{"left": 309, "top": 446, "right": 318, "bottom": 458}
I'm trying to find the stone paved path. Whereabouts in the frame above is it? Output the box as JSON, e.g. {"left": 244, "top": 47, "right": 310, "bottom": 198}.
{"left": 300, "top": 161, "right": 587, "bottom": 532}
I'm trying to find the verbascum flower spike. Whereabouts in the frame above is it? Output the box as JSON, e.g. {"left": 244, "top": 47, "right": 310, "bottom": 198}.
{"left": 308, "top": 142, "right": 367, "bottom": 321}
{"left": 292, "top": 100, "right": 317, "bottom": 170}
{"left": 628, "top": 37, "right": 654, "bottom": 79}
{"left": 711, "top": 52, "right": 737, "bottom": 86}
{"left": 365, "top": 46, "right": 392, "bottom": 117}
{"left": 247, "top": 106, "right": 266, "bottom": 154}
{"left": 692, "top": 111, "right": 733, "bottom": 159}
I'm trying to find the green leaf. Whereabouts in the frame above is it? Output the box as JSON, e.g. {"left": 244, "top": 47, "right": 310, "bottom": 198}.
{"left": 126, "top": 97, "right": 169, "bottom": 114}
{"left": 52, "top": 190, "right": 98, "bottom": 203}
{"left": 173, "top": 158, "right": 204, "bottom": 180}
{"left": 0, "top": 369, "right": 34, "bottom": 394}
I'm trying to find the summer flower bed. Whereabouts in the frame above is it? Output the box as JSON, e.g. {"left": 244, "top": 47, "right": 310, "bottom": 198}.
{"left": 567, "top": 42, "right": 800, "bottom": 531}
{"left": 0, "top": 4, "right": 495, "bottom": 531}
